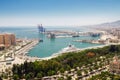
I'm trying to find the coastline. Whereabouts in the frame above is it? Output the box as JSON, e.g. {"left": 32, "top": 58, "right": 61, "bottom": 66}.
{"left": 39, "top": 42, "right": 120, "bottom": 60}
{"left": 0, "top": 37, "right": 120, "bottom": 72}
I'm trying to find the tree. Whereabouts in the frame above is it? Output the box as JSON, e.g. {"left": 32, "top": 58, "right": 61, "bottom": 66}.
{"left": 1, "top": 73, "right": 8, "bottom": 79}
{"left": 36, "top": 72, "right": 42, "bottom": 79}
{"left": 109, "top": 45, "right": 118, "bottom": 52}
{"left": 47, "top": 70, "right": 55, "bottom": 76}
{"left": 58, "top": 77, "right": 64, "bottom": 80}
{"left": 89, "top": 68, "right": 92, "bottom": 72}
{"left": 11, "top": 44, "right": 120, "bottom": 79}
{"left": 25, "top": 72, "right": 34, "bottom": 80}
{"left": 77, "top": 70, "right": 82, "bottom": 76}
{"left": 84, "top": 70, "right": 88, "bottom": 75}
{"left": 59, "top": 68, "right": 65, "bottom": 73}
{"left": 67, "top": 76, "right": 71, "bottom": 80}
{"left": 25, "top": 74, "right": 31, "bottom": 80}
{"left": 13, "top": 74, "right": 19, "bottom": 80}
{"left": 0, "top": 76, "right": 2, "bottom": 80}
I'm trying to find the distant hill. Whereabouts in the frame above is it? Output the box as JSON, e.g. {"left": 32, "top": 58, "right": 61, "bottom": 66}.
{"left": 89, "top": 20, "right": 120, "bottom": 28}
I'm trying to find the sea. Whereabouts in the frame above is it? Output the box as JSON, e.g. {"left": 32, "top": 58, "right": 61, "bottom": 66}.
{"left": 0, "top": 27, "right": 102, "bottom": 58}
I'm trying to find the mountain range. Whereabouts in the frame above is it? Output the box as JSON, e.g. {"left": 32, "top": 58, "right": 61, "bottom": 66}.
{"left": 88, "top": 20, "right": 120, "bottom": 28}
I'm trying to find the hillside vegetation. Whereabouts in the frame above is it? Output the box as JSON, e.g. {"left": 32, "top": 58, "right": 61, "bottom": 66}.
{"left": 12, "top": 45, "right": 120, "bottom": 79}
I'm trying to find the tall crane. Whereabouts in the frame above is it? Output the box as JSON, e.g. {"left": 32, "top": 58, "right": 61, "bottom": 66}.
{"left": 38, "top": 24, "right": 45, "bottom": 33}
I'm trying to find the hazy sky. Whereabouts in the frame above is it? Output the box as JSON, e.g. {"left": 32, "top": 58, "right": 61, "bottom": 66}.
{"left": 0, "top": 0, "right": 120, "bottom": 27}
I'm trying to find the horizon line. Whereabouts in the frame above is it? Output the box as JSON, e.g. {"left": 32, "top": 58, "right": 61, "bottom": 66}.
{"left": 0, "top": 19, "right": 119, "bottom": 27}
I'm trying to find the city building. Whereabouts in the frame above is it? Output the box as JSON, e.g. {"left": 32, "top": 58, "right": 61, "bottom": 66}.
{"left": 0, "top": 34, "right": 5, "bottom": 50}
{"left": 11, "top": 34, "right": 16, "bottom": 45}
{"left": 4, "top": 34, "right": 12, "bottom": 47}
{"left": 109, "top": 55, "right": 120, "bottom": 74}
{"left": 0, "top": 33, "right": 16, "bottom": 49}
{"left": 0, "top": 34, "right": 4, "bottom": 44}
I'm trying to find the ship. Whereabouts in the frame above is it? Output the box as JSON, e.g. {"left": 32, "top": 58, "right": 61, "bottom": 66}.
{"left": 58, "top": 44, "right": 79, "bottom": 53}
{"left": 72, "top": 35, "right": 79, "bottom": 37}
{"left": 52, "top": 44, "right": 80, "bottom": 57}
{"left": 39, "top": 39, "right": 43, "bottom": 42}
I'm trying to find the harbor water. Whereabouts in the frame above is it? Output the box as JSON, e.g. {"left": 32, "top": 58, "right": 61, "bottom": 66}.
{"left": 0, "top": 27, "right": 102, "bottom": 58}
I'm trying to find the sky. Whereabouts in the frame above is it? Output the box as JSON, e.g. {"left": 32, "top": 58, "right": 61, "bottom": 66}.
{"left": 0, "top": 0, "right": 120, "bottom": 27}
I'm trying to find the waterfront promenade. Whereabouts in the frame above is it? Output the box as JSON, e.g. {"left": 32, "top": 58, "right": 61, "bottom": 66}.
{"left": 15, "top": 39, "right": 40, "bottom": 61}
{"left": 0, "top": 39, "right": 40, "bottom": 72}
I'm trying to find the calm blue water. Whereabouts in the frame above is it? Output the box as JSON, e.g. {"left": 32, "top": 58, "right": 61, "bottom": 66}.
{"left": 0, "top": 27, "right": 101, "bottom": 58}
